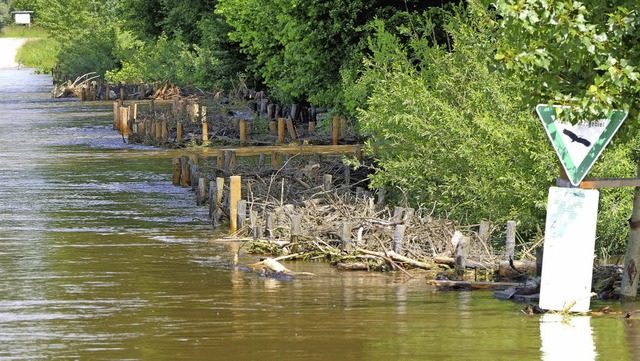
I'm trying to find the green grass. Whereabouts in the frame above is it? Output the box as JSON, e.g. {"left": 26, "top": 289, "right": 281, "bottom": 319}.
{"left": 0, "top": 25, "right": 49, "bottom": 38}
{"left": 16, "top": 38, "right": 60, "bottom": 73}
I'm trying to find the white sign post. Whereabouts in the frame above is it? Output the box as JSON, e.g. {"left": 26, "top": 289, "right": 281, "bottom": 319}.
{"left": 539, "top": 187, "right": 599, "bottom": 312}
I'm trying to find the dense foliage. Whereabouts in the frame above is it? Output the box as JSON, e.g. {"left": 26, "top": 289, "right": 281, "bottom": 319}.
{"left": 5, "top": 0, "right": 639, "bottom": 254}
{"left": 353, "top": 5, "right": 557, "bottom": 240}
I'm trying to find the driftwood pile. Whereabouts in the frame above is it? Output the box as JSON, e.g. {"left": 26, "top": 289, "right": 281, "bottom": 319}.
{"left": 189, "top": 155, "right": 508, "bottom": 280}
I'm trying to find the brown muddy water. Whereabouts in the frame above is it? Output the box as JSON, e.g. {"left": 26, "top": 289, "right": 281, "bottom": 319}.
{"left": 0, "top": 69, "right": 638, "bottom": 360}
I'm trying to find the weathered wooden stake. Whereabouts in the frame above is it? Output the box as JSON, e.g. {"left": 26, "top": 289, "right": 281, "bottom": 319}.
{"left": 332, "top": 115, "right": 339, "bottom": 145}
{"left": 239, "top": 119, "right": 247, "bottom": 146}
{"left": 197, "top": 177, "right": 207, "bottom": 206}
{"left": 340, "top": 118, "right": 347, "bottom": 138}
{"left": 269, "top": 121, "right": 277, "bottom": 136}
{"left": 341, "top": 222, "right": 353, "bottom": 253}
{"left": 479, "top": 220, "right": 491, "bottom": 242}
{"left": 455, "top": 233, "right": 470, "bottom": 280}
{"left": 172, "top": 158, "right": 181, "bottom": 186}
{"left": 237, "top": 200, "right": 247, "bottom": 229}
{"left": 323, "top": 174, "right": 333, "bottom": 191}
{"left": 286, "top": 117, "right": 297, "bottom": 141}
{"left": 161, "top": 120, "right": 168, "bottom": 143}
{"left": 180, "top": 156, "right": 190, "bottom": 188}
{"left": 271, "top": 151, "right": 279, "bottom": 169}
{"left": 201, "top": 106, "right": 208, "bottom": 142}
{"left": 155, "top": 121, "right": 162, "bottom": 141}
{"left": 229, "top": 176, "right": 242, "bottom": 232}
{"left": 506, "top": 220, "right": 516, "bottom": 261}
{"left": 176, "top": 122, "right": 183, "bottom": 143}
{"left": 265, "top": 212, "right": 275, "bottom": 240}
{"left": 278, "top": 117, "right": 285, "bottom": 143}
{"left": 393, "top": 225, "right": 406, "bottom": 254}
{"left": 113, "top": 101, "right": 120, "bottom": 130}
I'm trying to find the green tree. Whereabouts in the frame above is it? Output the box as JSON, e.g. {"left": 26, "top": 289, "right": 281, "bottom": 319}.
{"left": 216, "top": 0, "right": 442, "bottom": 107}
{"left": 494, "top": 0, "right": 640, "bottom": 298}
{"left": 354, "top": 3, "right": 556, "bottom": 238}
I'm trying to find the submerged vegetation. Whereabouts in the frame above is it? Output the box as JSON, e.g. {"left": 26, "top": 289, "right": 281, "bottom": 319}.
{"left": 3, "top": 0, "right": 640, "bottom": 258}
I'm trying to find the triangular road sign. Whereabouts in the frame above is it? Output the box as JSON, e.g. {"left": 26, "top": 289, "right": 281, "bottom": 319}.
{"left": 536, "top": 104, "right": 628, "bottom": 186}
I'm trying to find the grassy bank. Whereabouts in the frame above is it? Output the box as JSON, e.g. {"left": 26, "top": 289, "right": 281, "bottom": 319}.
{"left": 0, "top": 25, "right": 49, "bottom": 38}
{"left": 1, "top": 26, "right": 58, "bottom": 73}
{"left": 16, "top": 38, "right": 59, "bottom": 73}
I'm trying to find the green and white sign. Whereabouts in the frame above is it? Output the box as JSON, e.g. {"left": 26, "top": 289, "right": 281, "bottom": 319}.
{"left": 539, "top": 187, "right": 599, "bottom": 313}
{"left": 536, "top": 105, "right": 627, "bottom": 186}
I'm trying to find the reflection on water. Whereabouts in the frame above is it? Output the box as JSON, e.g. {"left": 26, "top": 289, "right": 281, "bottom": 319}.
{"left": 0, "top": 68, "right": 638, "bottom": 360}
{"left": 540, "top": 314, "right": 596, "bottom": 360}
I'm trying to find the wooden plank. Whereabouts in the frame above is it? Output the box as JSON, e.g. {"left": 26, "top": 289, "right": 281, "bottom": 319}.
{"left": 557, "top": 177, "right": 640, "bottom": 188}
{"left": 198, "top": 144, "right": 362, "bottom": 157}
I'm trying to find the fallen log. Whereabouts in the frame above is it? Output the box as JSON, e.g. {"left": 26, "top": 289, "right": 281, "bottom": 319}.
{"left": 427, "top": 279, "right": 523, "bottom": 290}
{"left": 356, "top": 248, "right": 438, "bottom": 270}
{"left": 434, "top": 256, "right": 495, "bottom": 269}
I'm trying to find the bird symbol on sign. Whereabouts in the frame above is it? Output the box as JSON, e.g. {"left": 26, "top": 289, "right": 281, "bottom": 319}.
{"left": 562, "top": 129, "right": 591, "bottom": 147}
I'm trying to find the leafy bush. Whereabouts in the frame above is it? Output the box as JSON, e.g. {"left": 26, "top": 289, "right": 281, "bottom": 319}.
{"left": 353, "top": 7, "right": 557, "bottom": 237}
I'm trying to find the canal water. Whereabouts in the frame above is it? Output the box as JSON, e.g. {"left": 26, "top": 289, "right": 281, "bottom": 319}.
{"left": 0, "top": 69, "right": 638, "bottom": 360}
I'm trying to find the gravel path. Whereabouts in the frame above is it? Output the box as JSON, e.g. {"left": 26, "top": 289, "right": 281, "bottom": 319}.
{"left": 0, "top": 38, "right": 28, "bottom": 68}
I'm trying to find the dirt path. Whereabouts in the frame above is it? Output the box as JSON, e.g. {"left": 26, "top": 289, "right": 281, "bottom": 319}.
{"left": 0, "top": 38, "right": 28, "bottom": 68}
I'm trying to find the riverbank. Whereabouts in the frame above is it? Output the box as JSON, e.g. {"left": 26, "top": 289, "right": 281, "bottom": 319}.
{"left": 0, "top": 38, "right": 28, "bottom": 68}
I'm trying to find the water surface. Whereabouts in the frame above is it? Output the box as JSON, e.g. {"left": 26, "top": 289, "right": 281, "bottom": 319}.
{"left": 0, "top": 69, "right": 637, "bottom": 360}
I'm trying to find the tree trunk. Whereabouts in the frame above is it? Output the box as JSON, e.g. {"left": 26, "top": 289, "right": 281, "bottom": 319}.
{"left": 621, "top": 163, "right": 640, "bottom": 299}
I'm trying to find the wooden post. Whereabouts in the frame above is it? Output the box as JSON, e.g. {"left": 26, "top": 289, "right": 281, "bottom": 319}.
{"left": 455, "top": 234, "right": 470, "bottom": 280}
{"left": 622, "top": 163, "right": 640, "bottom": 299}
{"left": 341, "top": 222, "right": 353, "bottom": 253}
{"left": 393, "top": 225, "right": 406, "bottom": 254}
{"left": 161, "top": 120, "right": 168, "bottom": 143}
{"left": 229, "top": 176, "right": 241, "bottom": 232}
{"left": 176, "top": 121, "right": 183, "bottom": 143}
{"left": 197, "top": 177, "right": 207, "bottom": 206}
{"left": 403, "top": 208, "right": 415, "bottom": 226}
{"left": 224, "top": 150, "right": 236, "bottom": 172}
{"left": 172, "top": 158, "right": 181, "bottom": 186}
{"left": 131, "top": 103, "right": 138, "bottom": 122}
{"left": 120, "top": 107, "right": 129, "bottom": 136}
{"left": 308, "top": 120, "right": 316, "bottom": 135}
{"left": 479, "top": 220, "right": 491, "bottom": 242}
{"left": 340, "top": 118, "right": 347, "bottom": 138}
{"left": 201, "top": 105, "right": 208, "bottom": 142}
{"left": 202, "top": 121, "right": 209, "bottom": 142}
{"left": 120, "top": 87, "right": 125, "bottom": 101}
{"left": 392, "top": 207, "right": 404, "bottom": 224}
{"left": 265, "top": 212, "right": 275, "bottom": 240}
{"left": 323, "top": 174, "right": 333, "bottom": 191}
{"left": 113, "top": 101, "right": 120, "bottom": 130}
{"left": 290, "top": 213, "right": 302, "bottom": 248}
{"left": 237, "top": 200, "right": 247, "bottom": 229}
{"left": 271, "top": 151, "right": 279, "bottom": 169}
{"left": 332, "top": 115, "right": 339, "bottom": 145}
{"left": 217, "top": 151, "right": 225, "bottom": 170}
{"left": 286, "top": 116, "right": 297, "bottom": 141}
{"left": 106, "top": 83, "right": 111, "bottom": 101}
{"left": 506, "top": 220, "right": 516, "bottom": 261}
{"left": 208, "top": 180, "right": 216, "bottom": 219}
{"left": 239, "top": 119, "right": 247, "bottom": 146}
{"left": 155, "top": 121, "right": 162, "bottom": 141}
{"left": 277, "top": 117, "right": 285, "bottom": 143}
{"left": 269, "top": 121, "right": 277, "bottom": 136}
{"left": 180, "top": 156, "right": 190, "bottom": 188}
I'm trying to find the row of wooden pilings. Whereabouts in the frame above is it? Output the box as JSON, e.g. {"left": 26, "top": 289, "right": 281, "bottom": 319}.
{"left": 172, "top": 154, "right": 528, "bottom": 279}
{"left": 113, "top": 98, "right": 351, "bottom": 146}
{"left": 78, "top": 81, "right": 169, "bottom": 102}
